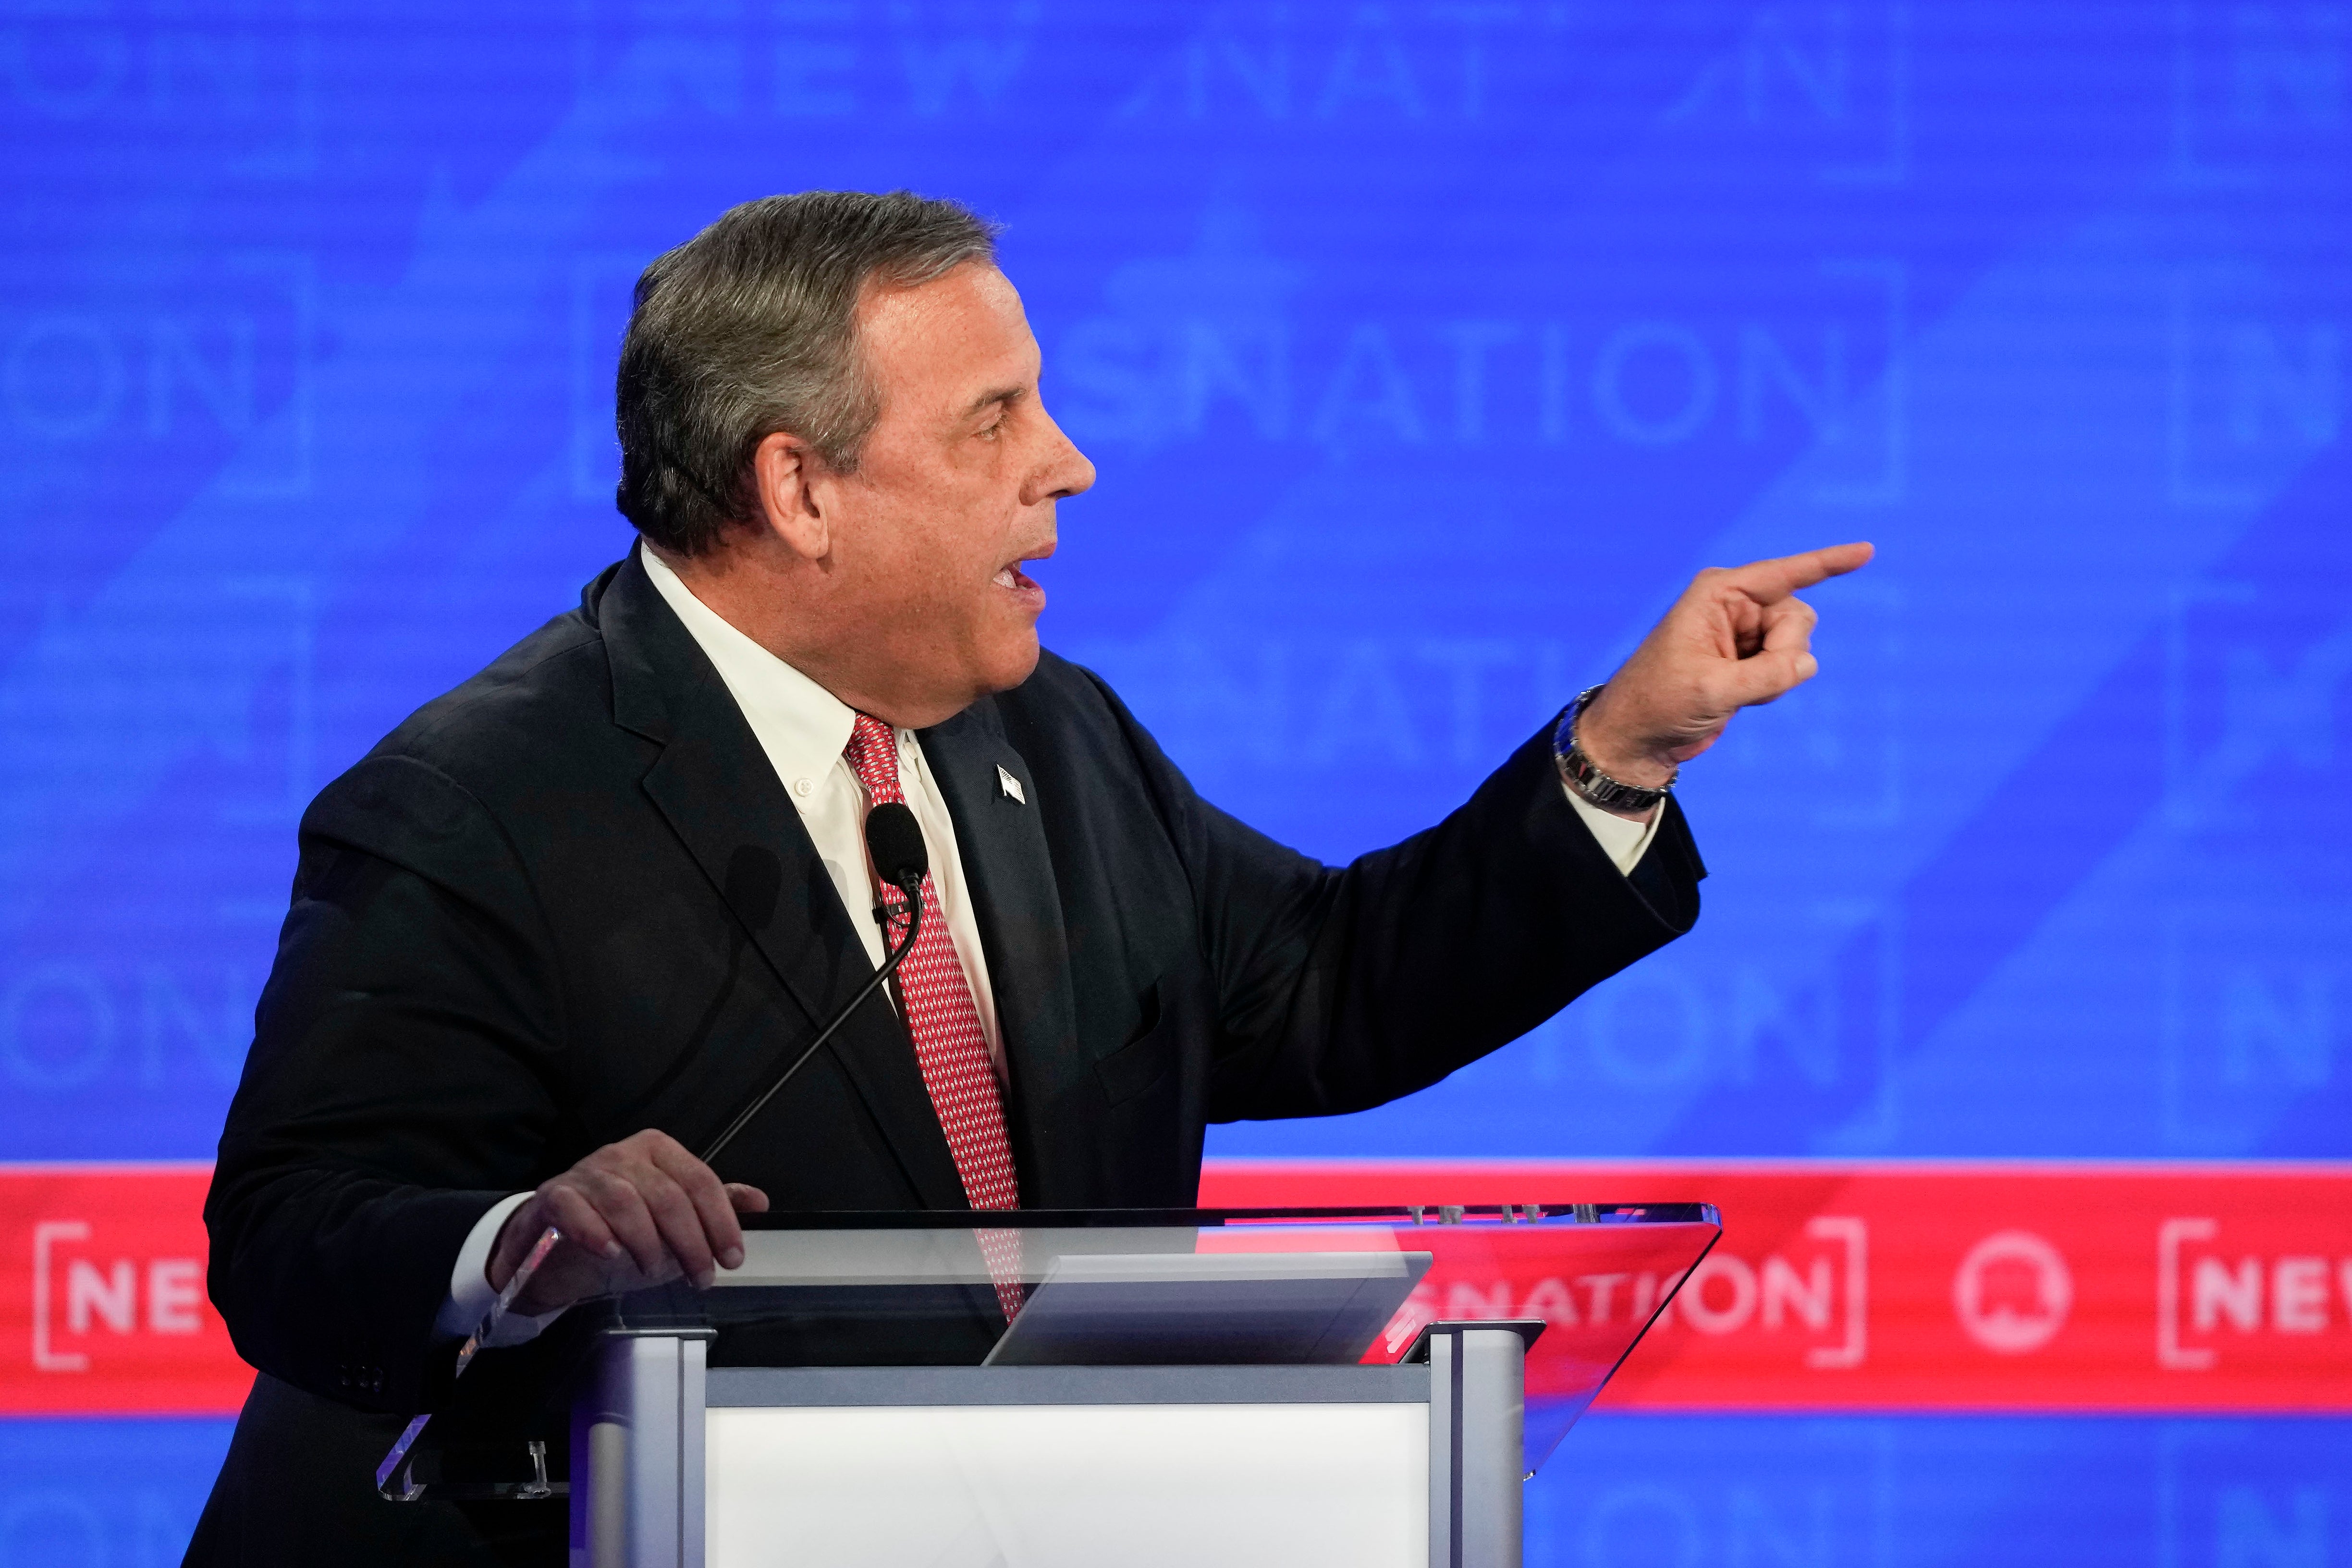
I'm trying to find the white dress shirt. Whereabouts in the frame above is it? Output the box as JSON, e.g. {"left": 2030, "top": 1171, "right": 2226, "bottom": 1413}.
{"left": 435, "top": 552, "right": 1660, "bottom": 1341}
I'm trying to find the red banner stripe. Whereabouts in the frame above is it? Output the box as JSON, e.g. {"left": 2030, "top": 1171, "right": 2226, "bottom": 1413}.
{"left": 1200, "top": 1160, "right": 2352, "bottom": 1413}
{"left": 7, "top": 1162, "right": 2350, "bottom": 1416}
{"left": 1, "top": 1164, "right": 252, "bottom": 1416}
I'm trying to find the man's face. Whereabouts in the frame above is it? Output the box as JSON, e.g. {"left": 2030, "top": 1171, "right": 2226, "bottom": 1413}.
{"left": 823, "top": 263, "right": 1095, "bottom": 711}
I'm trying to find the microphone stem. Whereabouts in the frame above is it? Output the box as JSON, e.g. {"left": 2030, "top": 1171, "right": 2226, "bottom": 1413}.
{"left": 699, "top": 881, "right": 924, "bottom": 1167}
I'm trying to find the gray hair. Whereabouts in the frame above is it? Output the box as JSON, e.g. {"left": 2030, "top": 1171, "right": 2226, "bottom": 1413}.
{"left": 614, "top": 190, "right": 1000, "bottom": 557}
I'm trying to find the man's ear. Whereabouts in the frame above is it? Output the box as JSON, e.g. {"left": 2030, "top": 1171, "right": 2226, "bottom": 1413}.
{"left": 752, "top": 431, "right": 830, "bottom": 560}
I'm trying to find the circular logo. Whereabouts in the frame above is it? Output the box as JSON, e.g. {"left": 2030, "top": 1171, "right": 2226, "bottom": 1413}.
{"left": 1952, "top": 1229, "right": 2073, "bottom": 1354}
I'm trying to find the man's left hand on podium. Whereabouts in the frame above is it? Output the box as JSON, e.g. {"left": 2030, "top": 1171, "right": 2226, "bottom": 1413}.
{"left": 485, "top": 1128, "right": 770, "bottom": 1316}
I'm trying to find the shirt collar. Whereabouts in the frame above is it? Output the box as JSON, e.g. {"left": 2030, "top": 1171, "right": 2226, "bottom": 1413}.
{"left": 638, "top": 544, "right": 859, "bottom": 789}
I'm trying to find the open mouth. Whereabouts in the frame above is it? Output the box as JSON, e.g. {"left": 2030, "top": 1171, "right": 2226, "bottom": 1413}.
{"left": 993, "top": 543, "right": 1053, "bottom": 605}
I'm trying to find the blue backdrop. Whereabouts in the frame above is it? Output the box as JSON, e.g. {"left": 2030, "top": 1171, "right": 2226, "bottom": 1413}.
{"left": 2, "top": 0, "right": 2345, "bottom": 1562}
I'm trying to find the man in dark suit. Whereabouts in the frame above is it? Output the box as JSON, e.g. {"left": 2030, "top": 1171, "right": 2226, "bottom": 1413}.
{"left": 188, "top": 191, "right": 1868, "bottom": 1564}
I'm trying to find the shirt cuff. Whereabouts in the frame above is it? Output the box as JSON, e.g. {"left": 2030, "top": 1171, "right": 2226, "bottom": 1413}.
{"left": 1563, "top": 783, "right": 1660, "bottom": 876}
{"left": 433, "top": 1191, "right": 567, "bottom": 1347}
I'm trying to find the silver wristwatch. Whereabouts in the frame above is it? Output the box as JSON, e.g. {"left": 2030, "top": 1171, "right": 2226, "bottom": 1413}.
{"left": 1554, "top": 685, "right": 1676, "bottom": 813}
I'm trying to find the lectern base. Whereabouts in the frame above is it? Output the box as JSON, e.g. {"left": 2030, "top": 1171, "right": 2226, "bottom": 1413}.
{"left": 574, "top": 1350, "right": 1528, "bottom": 1568}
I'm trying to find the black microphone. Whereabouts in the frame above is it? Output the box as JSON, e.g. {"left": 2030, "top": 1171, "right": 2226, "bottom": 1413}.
{"left": 863, "top": 799, "right": 928, "bottom": 904}
{"left": 699, "top": 803, "right": 928, "bottom": 1166}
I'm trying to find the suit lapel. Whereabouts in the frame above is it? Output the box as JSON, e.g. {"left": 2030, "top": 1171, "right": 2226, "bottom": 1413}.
{"left": 918, "top": 704, "right": 1085, "bottom": 1207}
{"left": 599, "top": 553, "right": 968, "bottom": 1209}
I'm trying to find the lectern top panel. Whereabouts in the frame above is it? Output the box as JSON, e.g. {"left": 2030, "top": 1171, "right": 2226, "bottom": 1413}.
{"left": 615, "top": 1201, "right": 1721, "bottom": 1471}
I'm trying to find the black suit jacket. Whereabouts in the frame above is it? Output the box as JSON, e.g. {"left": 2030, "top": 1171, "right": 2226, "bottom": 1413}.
{"left": 190, "top": 547, "right": 1703, "bottom": 1564}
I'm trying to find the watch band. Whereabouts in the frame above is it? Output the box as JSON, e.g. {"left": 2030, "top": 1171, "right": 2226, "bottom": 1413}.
{"left": 1554, "top": 685, "right": 1675, "bottom": 813}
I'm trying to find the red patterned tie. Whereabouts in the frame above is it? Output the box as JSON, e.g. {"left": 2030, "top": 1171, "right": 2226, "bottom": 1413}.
{"left": 842, "top": 714, "right": 1024, "bottom": 1320}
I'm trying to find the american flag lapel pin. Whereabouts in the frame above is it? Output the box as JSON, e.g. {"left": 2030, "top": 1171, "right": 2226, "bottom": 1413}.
{"left": 997, "top": 765, "right": 1026, "bottom": 804}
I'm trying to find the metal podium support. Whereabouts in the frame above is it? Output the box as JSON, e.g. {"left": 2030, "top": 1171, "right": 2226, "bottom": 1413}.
{"left": 573, "top": 1328, "right": 712, "bottom": 1568}
{"left": 1422, "top": 1325, "right": 1529, "bottom": 1568}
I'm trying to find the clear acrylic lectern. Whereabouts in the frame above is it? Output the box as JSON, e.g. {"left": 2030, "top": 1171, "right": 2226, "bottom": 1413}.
{"left": 394, "top": 1202, "right": 1718, "bottom": 1568}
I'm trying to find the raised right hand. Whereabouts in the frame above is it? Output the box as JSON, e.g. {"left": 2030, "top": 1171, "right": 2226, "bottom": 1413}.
{"left": 1574, "top": 541, "right": 1875, "bottom": 792}
{"left": 485, "top": 1128, "right": 769, "bottom": 1317}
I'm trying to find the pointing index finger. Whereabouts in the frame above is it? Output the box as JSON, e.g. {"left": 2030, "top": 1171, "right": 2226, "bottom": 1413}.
{"left": 1721, "top": 541, "right": 1875, "bottom": 602}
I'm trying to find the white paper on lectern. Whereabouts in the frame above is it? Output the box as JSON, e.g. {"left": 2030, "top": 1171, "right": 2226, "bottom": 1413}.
{"left": 982, "top": 1249, "right": 1434, "bottom": 1366}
